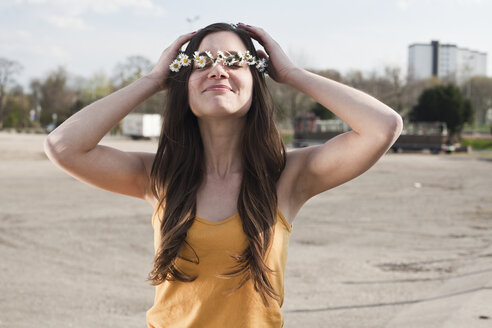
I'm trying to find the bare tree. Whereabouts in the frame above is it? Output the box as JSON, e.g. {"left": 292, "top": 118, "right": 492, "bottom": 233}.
{"left": 112, "top": 55, "right": 152, "bottom": 88}
{"left": 36, "top": 67, "right": 77, "bottom": 126}
{"left": 80, "top": 72, "right": 114, "bottom": 104}
{"left": 266, "top": 77, "right": 313, "bottom": 128}
{"left": 382, "top": 66, "right": 405, "bottom": 113}
{"left": 29, "top": 79, "right": 43, "bottom": 124}
{"left": 111, "top": 55, "right": 164, "bottom": 114}
{"left": 0, "top": 57, "right": 23, "bottom": 128}
{"left": 464, "top": 76, "right": 492, "bottom": 126}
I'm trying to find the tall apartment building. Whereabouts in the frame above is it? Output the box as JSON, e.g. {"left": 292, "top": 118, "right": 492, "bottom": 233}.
{"left": 408, "top": 40, "right": 487, "bottom": 84}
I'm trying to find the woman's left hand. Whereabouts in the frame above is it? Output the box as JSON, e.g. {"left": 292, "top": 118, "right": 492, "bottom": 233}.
{"left": 237, "top": 23, "right": 297, "bottom": 84}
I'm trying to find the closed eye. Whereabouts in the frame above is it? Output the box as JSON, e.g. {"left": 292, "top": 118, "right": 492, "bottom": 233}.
{"left": 228, "top": 63, "right": 243, "bottom": 69}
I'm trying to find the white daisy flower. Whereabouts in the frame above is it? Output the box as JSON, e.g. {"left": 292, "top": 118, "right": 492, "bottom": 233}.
{"left": 223, "top": 54, "right": 234, "bottom": 66}
{"left": 245, "top": 52, "right": 256, "bottom": 65}
{"left": 169, "top": 59, "right": 181, "bottom": 72}
{"left": 256, "top": 58, "right": 267, "bottom": 72}
{"left": 216, "top": 51, "right": 225, "bottom": 62}
{"left": 193, "top": 51, "right": 201, "bottom": 61}
{"left": 182, "top": 57, "right": 191, "bottom": 66}
{"left": 180, "top": 54, "right": 191, "bottom": 66}
{"left": 196, "top": 56, "right": 207, "bottom": 68}
{"left": 203, "top": 51, "right": 217, "bottom": 66}
{"left": 245, "top": 51, "right": 253, "bottom": 62}
{"left": 234, "top": 52, "right": 244, "bottom": 65}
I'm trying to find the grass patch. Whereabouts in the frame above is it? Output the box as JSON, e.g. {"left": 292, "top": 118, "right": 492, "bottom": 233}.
{"left": 462, "top": 124, "right": 491, "bottom": 134}
{"left": 461, "top": 138, "right": 492, "bottom": 150}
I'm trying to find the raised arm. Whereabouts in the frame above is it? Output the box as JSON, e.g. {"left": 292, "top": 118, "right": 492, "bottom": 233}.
{"left": 237, "top": 23, "right": 403, "bottom": 209}
{"left": 44, "top": 32, "right": 196, "bottom": 204}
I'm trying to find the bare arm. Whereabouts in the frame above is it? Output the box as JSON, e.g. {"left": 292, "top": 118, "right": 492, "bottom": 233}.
{"left": 284, "top": 68, "right": 403, "bottom": 198}
{"left": 44, "top": 76, "right": 160, "bottom": 201}
{"left": 238, "top": 23, "right": 403, "bottom": 209}
{"left": 44, "top": 32, "right": 196, "bottom": 202}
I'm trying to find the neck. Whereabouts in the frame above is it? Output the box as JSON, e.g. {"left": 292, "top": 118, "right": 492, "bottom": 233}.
{"left": 198, "top": 116, "right": 245, "bottom": 178}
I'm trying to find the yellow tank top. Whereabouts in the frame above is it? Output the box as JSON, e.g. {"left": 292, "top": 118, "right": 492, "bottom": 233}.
{"left": 146, "top": 205, "right": 293, "bottom": 328}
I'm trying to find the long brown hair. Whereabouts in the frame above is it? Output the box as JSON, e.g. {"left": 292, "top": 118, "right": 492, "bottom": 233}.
{"left": 148, "top": 23, "right": 287, "bottom": 307}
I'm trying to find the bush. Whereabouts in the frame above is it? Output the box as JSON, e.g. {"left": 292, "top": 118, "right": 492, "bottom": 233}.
{"left": 461, "top": 138, "right": 492, "bottom": 150}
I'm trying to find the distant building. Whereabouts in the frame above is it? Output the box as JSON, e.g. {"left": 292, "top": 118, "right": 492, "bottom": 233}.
{"left": 408, "top": 40, "right": 487, "bottom": 84}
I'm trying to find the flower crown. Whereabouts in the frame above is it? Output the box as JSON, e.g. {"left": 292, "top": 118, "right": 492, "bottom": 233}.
{"left": 169, "top": 50, "right": 267, "bottom": 73}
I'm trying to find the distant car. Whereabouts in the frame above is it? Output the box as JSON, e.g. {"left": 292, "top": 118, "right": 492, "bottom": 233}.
{"left": 45, "top": 123, "right": 57, "bottom": 133}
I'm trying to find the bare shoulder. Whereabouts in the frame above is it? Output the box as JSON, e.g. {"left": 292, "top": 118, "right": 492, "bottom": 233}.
{"left": 140, "top": 151, "right": 156, "bottom": 172}
{"left": 139, "top": 152, "right": 158, "bottom": 208}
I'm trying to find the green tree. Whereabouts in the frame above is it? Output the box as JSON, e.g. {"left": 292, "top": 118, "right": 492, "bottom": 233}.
{"left": 0, "top": 57, "right": 23, "bottom": 128}
{"left": 3, "top": 86, "right": 33, "bottom": 128}
{"left": 410, "top": 84, "right": 473, "bottom": 142}
{"left": 309, "top": 102, "right": 334, "bottom": 120}
{"left": 36, "top": 67, "right": 76, "bottom": 126}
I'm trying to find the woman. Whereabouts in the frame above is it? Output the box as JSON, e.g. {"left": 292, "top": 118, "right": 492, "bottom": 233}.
{"left": 44, "top": 23, "right": 403, "bottom": 327}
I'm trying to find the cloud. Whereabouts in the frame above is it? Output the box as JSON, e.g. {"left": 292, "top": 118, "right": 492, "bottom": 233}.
{"left": 48, "top": 45, "right": 70, "bottom": 60}
{"left": 14, "top": 0, "right": 165, "bottom": 16}
{"left": 396, "top": 0, "right": 484, "bottom": 9}
{"left": 16, "top": 30, "right": 32, "bottom": 38}
{"left": 396, "top": 0, "right": 413, "bottom": 10}
{"left": 10, "top": 0, "right": 166, "bottom": 31}
{"left": 44, "top": 15, "right": 89, "bottom": 30}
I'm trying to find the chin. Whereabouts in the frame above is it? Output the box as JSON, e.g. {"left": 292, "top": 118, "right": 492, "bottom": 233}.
{"left": 193, "top": 107, "right": 249, "bottom": 119}
{"left": 191, "top": 102, "right": 251, "bottom": 119}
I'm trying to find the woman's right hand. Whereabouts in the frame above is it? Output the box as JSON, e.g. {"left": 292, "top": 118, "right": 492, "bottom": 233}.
{"left": 146, "top": 31, "right": 197, "bottom": 91}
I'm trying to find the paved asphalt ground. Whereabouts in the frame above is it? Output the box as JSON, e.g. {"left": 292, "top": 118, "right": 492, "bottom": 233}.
{"left": 0, "top": 132, "right": 491, "bottom": 327}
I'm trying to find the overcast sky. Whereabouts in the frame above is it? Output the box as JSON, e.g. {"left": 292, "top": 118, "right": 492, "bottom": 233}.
{"left": 1, "top": 0, "right": 491, "bottom": 89}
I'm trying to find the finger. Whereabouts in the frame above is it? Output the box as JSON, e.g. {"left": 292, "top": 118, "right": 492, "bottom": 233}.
{"left": 237, "top": 23, "right": 267, "bottom": 38}
{"left": 171, "top": 31, "right": 198, "bottom": 52}
{"left": 157, "top": 31, "right": 197, "bottom": 73}
{"left": 256, "top": 49, "right": 269, "bottom": 61}
{"left": 237, "top": 23, "right": 261, "bottom": 39}
{"left": 237, "top": 23, "right": 273, "bottom": 51}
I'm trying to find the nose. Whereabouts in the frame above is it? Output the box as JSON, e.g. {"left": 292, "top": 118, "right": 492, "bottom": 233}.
{"left": 207, "top": 63, "right": 229, "bottom": 79}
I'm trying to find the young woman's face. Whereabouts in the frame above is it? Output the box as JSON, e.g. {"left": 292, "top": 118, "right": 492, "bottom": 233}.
{"left": 188, "top": 31, "right": 254, "bottom": 119}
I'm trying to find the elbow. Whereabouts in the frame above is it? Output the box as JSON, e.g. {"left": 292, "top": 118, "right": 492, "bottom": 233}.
{"left": 43, "top": 134, "right": 59, "bottom": 163}
{"left": 383, "top": 113, "right": 403, "bottom": 146}
{"left": 391, "top": 113, "right": 404, "bottom": 139}
{"left": 43, "top": 133, "right": 71, "bottom": 165}
{"left": 373, "top": 112, "right": 403, "bottom": 146}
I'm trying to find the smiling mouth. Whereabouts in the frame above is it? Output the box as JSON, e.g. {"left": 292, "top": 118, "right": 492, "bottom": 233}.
{"left": 204, "top": 85, "right": 233, "bottom": 92}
